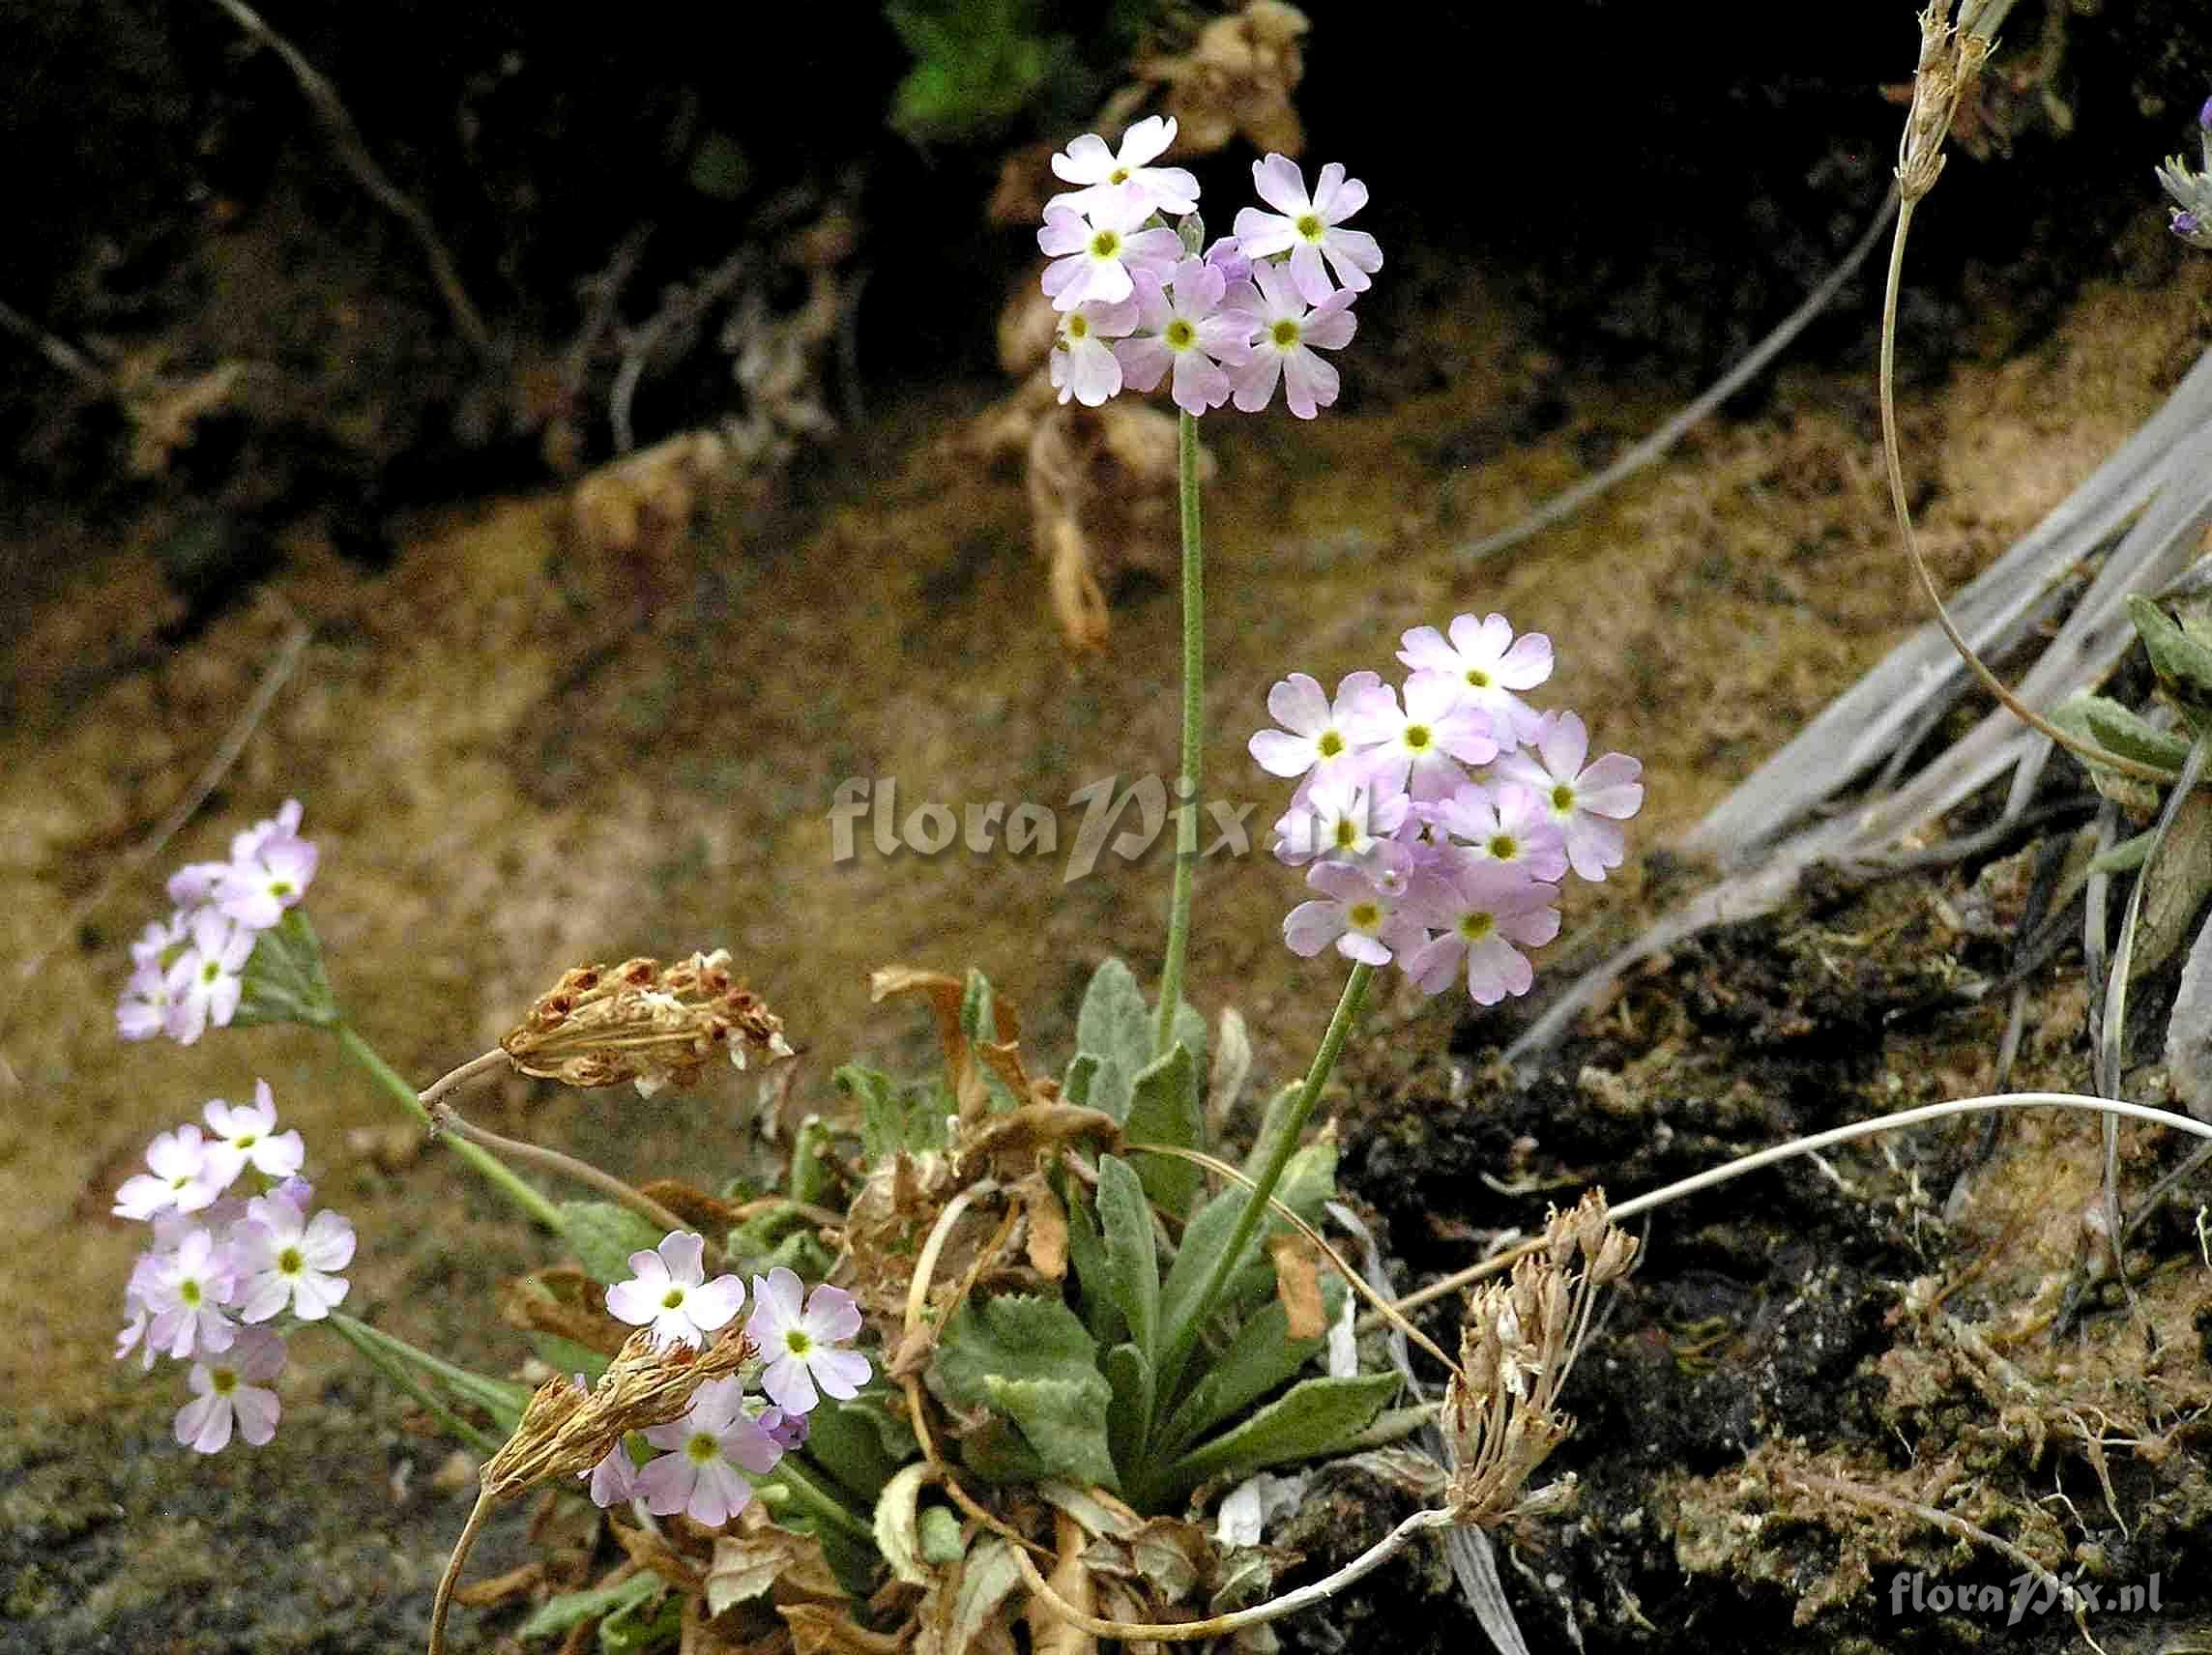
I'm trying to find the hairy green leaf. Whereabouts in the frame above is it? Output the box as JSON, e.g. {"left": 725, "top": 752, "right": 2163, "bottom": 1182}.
{"left": 1096, "top": 1155, "right": 1160, "bottom": 1358}
{"left": 1164, "top": 1373, "right": 1401, "bottom": 1502}
{"left": 518, "top": 1571, "right": 659, "bottom": 1640}
{"left": 1124, "top": 1045, "right": 1203, "bottom": 1216}
{"left": 1074, "top": 957, "right": 1151, "bottom": 1122}
{"left": 1153, "top": 1275, "right": 1343, "bottom": 1458}
{"left": 934, "top": 1294, "right": 1116, "bottom": 1490}
{"left": 559, "top": 1202, "right": 665, "bottom": 1288}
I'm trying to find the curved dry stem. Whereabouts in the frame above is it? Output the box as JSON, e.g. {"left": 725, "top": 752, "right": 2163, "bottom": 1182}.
{"left": 1877, "top": 197, "right": 2168, "bottom": 785}
{"left": 426, "top": 1487, "right": 497, "bottom": 1655}
{"left": 419, "top": 1049, "right": 512, "bottom": 1114}
{"left": 1016, "top": 1506, "right": 1456, "bottom": 1641}
{"left": 430, "top": 1102, "right": 703, "bottom": 1255}
{"left": 1128, "top": 1141, "right": 1458, "bottom": 1376}
{"left": 903, "top": 1179, "right": 999, "bottom": 1335}
{"left": 1382, "top": 1091, "right": 2212, "bottom": 1323}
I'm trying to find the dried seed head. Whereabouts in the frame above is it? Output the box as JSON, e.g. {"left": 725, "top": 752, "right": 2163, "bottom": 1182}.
{"left": 501, "top": 949, "right": 792, "bottom": 1097}
{"left": 478, "top": 1325, "right": 758, "bottom": 1503}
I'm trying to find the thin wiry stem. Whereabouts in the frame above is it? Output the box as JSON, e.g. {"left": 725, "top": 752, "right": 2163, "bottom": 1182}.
{"left": 1377, "top": 1091, "right": 2212, "bottom": 1324}
{"left": 431, "top": 1101, "right": 699, "bottom": 1252}
{"left": 1154, "top": 408, "right": 1206, "bottom": 1057}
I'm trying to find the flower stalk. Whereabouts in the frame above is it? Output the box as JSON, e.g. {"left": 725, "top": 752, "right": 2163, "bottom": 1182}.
{"left": 1154, "top": 409, "right": 1207, "bottom": 1058}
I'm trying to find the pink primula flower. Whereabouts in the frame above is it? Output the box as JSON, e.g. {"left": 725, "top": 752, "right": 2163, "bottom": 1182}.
{"left": 162, "top": 909, "right": 255, "bottom": 1045}
{"left": 606, "top": 1232, "right": 745, "bottom": 1350}
{"left": 146, "top": 1227, "right": 240, "bottom": 1362}
{"left": 635, "top": 1376, "right": 785, "bottom": 1527}
{"left": 1051, "top": 296, "right": 1138, "bottom": 407}
{"left": 1283, "top": 861, "right": 1427, "bottom": 967}
{"left": 114, "top": 1122, "right": 229, "bottom": 1221}
{"left": 1425, "top": 783, "right": 1568, "bottom": 884}
{"left": 1404, "top": 861, "right": 1562, "bottom": 1006}
{"left": 1234, "top": 155, "right": 1383, "bottom": 305}
{"left": 1249, "top": 670, "right": 1384, "bottom": 794}
{"left": 202, "top": 1080, "right": 306, "bottom": 1184}
{"left": 1039, "top": 195, "right": 1182, "bottom": 313}
{"left": 1270, "top": 771, "right": 1410, "bottom": 868}
{"left": 1344, "top": 672, "right": 1499, "bottom": 803}
{"left": 176, "top": 1326, "right": 286, "bottom": 1454}
{"left": 235, "top": 1193, "right": 355, "bottom": 1322}
{"left": 1492, "top": 711, "right": 1645, "bottom": 882}
{"left": 1224, "top": 261, "right": 1356, "bottom": 419}
{"left": 1115, "top": 257, "right": 1258, "bottom": 418}
{"left": 1397, "top": 614, "right": 1555, "bottom": 747}
{"left": 1048, "top": 116, "right": 1199, "bottom": 220}
{"left": 747, "top": 1266, "right": 872, "bottom": 1414}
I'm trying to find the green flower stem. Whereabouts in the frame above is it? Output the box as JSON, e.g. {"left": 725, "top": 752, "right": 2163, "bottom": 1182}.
{"left": 334, "top": 1023, "right": 566, "bottom": 1234}
{"left": 327, "top": 1312, "right": 507, "bottom": 1458}
{"left": 1153, "top": 408, "right": 1206, "bottom": 1060}
{"left": 1157, "top": 961, "right": 1373, "bottom": 1394}
{"left": 766, "top": 1452, "right": 877, "bottom": 1545}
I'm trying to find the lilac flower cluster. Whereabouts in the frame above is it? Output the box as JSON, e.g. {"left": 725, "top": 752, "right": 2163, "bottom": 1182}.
{"left": 112, "top": 1081, "right": 356, "bottom": 1453}
{"left": 117, "top": 799, "right": 319, "bottom": 1046}
{"left": 2157, "top": 96, "right": 2212, "bottom": 250}
{"left": 587, "top": 1241, "right": 872, "bottom": 1527}
{"left": 1038, "top": 117, "right": 1382, "bottom": 419}
{"left": 1251, "top": 614, "right": 1644, "bottom": 1005}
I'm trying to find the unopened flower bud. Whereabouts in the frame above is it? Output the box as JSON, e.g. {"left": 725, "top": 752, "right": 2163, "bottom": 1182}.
{"left": 501, "top": 949, "right": 792, "bottom": 1097}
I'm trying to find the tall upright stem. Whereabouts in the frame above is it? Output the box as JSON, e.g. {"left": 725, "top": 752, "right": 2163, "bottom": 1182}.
{"left": 334, "top": 1024, "right": 566, "bottom": 1233}
{"left": 1154, "top": 410, "right": 1206, "bottom": 1057}
{"left": 1157, "top": 961, "right": 1372, "bottom": 1394}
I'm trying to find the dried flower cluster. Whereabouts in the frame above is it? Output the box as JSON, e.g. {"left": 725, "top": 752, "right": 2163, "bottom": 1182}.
{"left": 500, "top": 948, "right": 792, "bottom": 1097}
{"left": 1441, "top": 1191, "right": 1637, "bottom": 1527}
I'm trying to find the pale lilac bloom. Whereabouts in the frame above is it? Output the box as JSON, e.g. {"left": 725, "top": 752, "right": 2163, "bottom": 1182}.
{"left": 635, "top": 1376, "right": 785, "bottom": 1527}
{"left": 146, "top": 1227, "right": 240, "bottom": 1361}
{"left": 1249, "top": 670, "right": 1384, "bottom": 792}
{"left": 115, "top": 1123, "right": 231, "bottom": 1221}
{"left": 1269, "top": 772, "right": 1410, "bottom": 868}
{"left": 1283, "top": 861, "right": 1427, "bottom": 966}
{"left": 131, "top": 914, "right": 188, "bottom": 970}
{"left": 1343, "top": 673, "right": 1499, "bottom": 802}
{"left": 1039, "top": 194, "right": 1183, "bottom": 313}
{"left": 229, "top": 798, "right": 305, "bottom": 862}
{"left": 202, "top": 1080, "right": 306, "bottom": 1184}
{"left": 1426, "top": 783, "right": 1568, "bottom": 884}
{"left": 759, "top": 1406, "right": 809, "bottom": 1452}
{"left": 1233, "top": 156, "right": 1383, "bottom": 305}
{"left": 606, "top": 1231, "right": 745, "bottom": 1350}
{"left": 162, "top": 908, "right": 255, "bottom": 1045}
{"left": 215, "top": 829, "right": 317, "bottom": 931}
{"left": 1050, "top": 296, "right": 1138, "bottom": 407}
{"left": 586, "top": 1440, "right": 639, "bottom": 1508}
{"left": 235, "top": 1194, "right": 355, "bottom": 1322}
{"left": 1403, "top": 862, "right": 1561, "bottom": 1006}
{"left": 1397, "top": 615, "right": 1555, "bottom": 747}
{"left": 1492, "top": 711, "right": 1645, "bottom": 882}
{"left": 1115, "top": 257, "right": 1258, "bottom": 417}
{"left": 166, "top": 862, "right": 230, "bottom": 909}
{"left": 176, "top": 1326, "right": 285, "bottom": 1454}
{"left": 1224, "top": 262, "right": 1356, "bottom": 419}
{"left": 1047, "top": 116, "right": 1199, "bottom": 220}
{"left": 1203, "top": 235, "right": 1251, "bottom": 287}
{"left": 747, "top": 1266, "right": 872, "bottom": 1414}
{"left": 116, "top": 961, "right": 179, "bottom": 1043}
{"left": 116, "top": 1251, "right": 164, "bottom": 1370}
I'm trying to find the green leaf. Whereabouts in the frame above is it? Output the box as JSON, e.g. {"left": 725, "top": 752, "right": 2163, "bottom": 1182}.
{"left": 789, "top": 1114, "right": 839, "bottom": 1207}
{"left": 1171, "top": 999, "right": 1208, "bottom": 1081}
{"left": 526, "top": 1330, "right": 612, "bottom": 1388}
{"left": 1102, "top": 1339, "right": 1151, "bottom": 1484}
{"left": 933, "top": 1294, "right": 1116, "bottom": 1491}
{"left": 1074, "top": 957, "right": 1151, "bottom": 1123}
{"left": 960, "top": 968, "right": 999, "bottom": 1043}
{"left": 2052, "top": 692, "right": 2189, "bottom": 775}
{"left": 1157, "top": 1183, "right": 1249, "bottom": 1366}
{"left": 840, "top": 1062, "right": 950, "bottom": 1164}
{"left": 1162, "top": 1373, "right": 1401, "bottom": 1502}
{"left": 560, "top": 1202, "right": 667, "bottom": 1288}
{"left": 1062, "top": 1050, "right": 1100, "bottom": 1111}
{"left": 2133, "top": 595, "right": 2212, "bottom": 725}
{"left": 802, "top": 1389, "right": 915, "bottom": 1505}
{"left": 919, "top": 1503, "right": 965, "bottom": 1562}
{"left": 2092, "top": 829, "right": 2156, "bottom": 875}
{"left": 1095, "top": 1155, "right": 1159, "bottom": 1358}
{"left": 518, "top": 1571, "right": 660, "bottom": 1640}
{"left": 1124, "top": 1045, "right": 1204, "bottom": 1216}
{"left": 1061, "top": 1175, "right": 1121, "bottom": 1346}
{"left": 1157, "top": 1140, "right": 1338, "bottom": 1360}
{"left": 1154, "top": 1276, "right": 1344, "bottom": 1458}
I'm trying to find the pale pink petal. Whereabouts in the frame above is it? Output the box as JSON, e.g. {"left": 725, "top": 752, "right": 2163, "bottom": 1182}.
{"left": 1283, "top": 900, "right": 1347, "bottom": 957}
{"left": 1052, "top": 132, "right": 1115, "bottom": 185}
{"left": 1251, "top": 153, "right": 1310, "bottom": 217}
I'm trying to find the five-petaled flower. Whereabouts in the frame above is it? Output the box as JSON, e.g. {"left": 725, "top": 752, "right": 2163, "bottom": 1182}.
{"left": 747, "top": 1266, "right": 872, "bottom": 1414}
{"left": 634, "top": 1376, "right": 786, "bottom": 1527}
{"left": 1038, "top": 194, "right": 1183, "bottom": 313}
{"left": 1233, "top": 155, "right": 1383, "bottom": 305}
{"left": 1224, "top": 261, "right": 1357, "bottom": 420}
{"left": 606, "top": 1231, "right": 746, "bottom": 1350}
{"left": 1047, "top": 115, "right": 1200, "bottom": 221}
{"left": 176, "top": 1326, "right": 286, "bottom": 1454}
{"left": 235, "top": 1192, "right": 356, "bottom": 1323}
{"left": 1492, "top": 711, "right": 1646, "bottom": 883}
